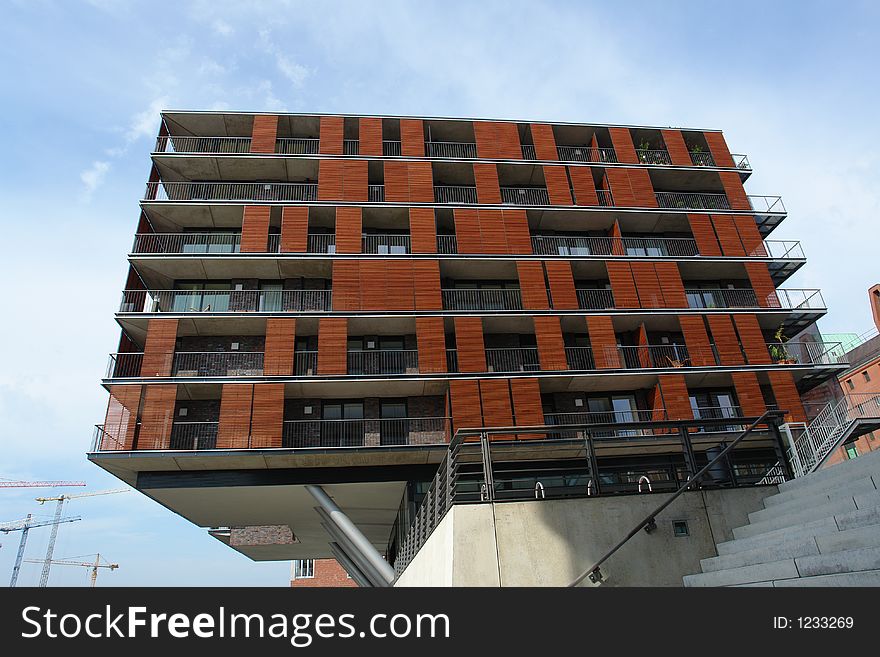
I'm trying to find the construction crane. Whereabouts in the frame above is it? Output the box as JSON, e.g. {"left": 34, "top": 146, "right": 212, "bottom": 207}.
{"left": 24, "top": 554, "right": 118, "bottom": 588}
{"left": 0, "top": 480, "right": 86, "bottom": 489}
{"left": 1, "top": 514, "right": 81, "bottom": 587}
{"left": 34, "top": 488, "right": 129, "bottom": 587}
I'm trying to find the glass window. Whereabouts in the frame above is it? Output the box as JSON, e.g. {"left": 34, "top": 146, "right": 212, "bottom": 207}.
{"left": 292, "top": 559, "right": 314, "bottom": 579}
{"left": 845, "top": 444, "right": 859, "bottom": 460}
{"left": 260, "top": 283, "right": 282, "bottom": 312}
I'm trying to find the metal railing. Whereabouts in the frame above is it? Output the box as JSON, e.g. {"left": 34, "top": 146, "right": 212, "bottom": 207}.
{"left": 132, "top": 232, "right": 242, "bottom": 254}
{"left": 596, "top": 189, "right": 614, "bottom": 206}
{"left": 732, "top": 154, "right": 751, "bottom": 170}
{"left": 655, "top": 191, "right": 731, "bottom": 210}
{"left": 368, "top": 184, "right": 385, "bottom": 202}
{"left": 171, "top": 351, "right": 264, "bottom": 377}
{"left": 282, "top": 417, "right": 450, "bottom": 448}
{"left": 531, "top": 235, "right": 699, "bottom": 257}
{"left": 772, "top": 288, "right": 825, "bottom": 310}
{"left": 362, "top": 234, "right": 411, "bottom": 254}
{"left": 294, "top": 350, "right": 318, "bottom": 376}
{"left": 613, "top": 344, "right": 701, "bottom": 369}
{"left": 688, "top": 151, "right": 716, "bottom": 167}
{"left": 383, "top": 140, "right": 401, "bottom": 156}
{"left": 564, "top": 346, "right": 595, "bottom": 371}
{"left": 343, "top": 139, "right": 359, "bottom": 155}
{"left": 753, "top": 240, "right": 805, "bottom": 260}
{"left": 690, "top": 406, "right": 746, "bottom": 431}
{"left": 576, "top": 288, "right": 615, "bottom": 310}
{"left": 105, "top": 353, "right": 144, "bottom": 378}
{"left": 636, "top": 149, "right": 672, "bottom": 165}
{"left": 685, "top": 288, "right": 759, "bottom": 309}
{"left": 436, "top": 235, "right": 458, "bottom": 254}
{"left": 170, "top": 422, "right": 219, "bottom": 450}
{"left": 485, "top": 347, "right": 541, "bottom": 372}
{"left": 307, "top": 234, "right": 335, "bottom": 253}
{"left": 434, "top": 185, "right": 478, "bottom": 204}
{"left": 544, "top": 410, "right": 666, "bottom": 438}
{"left": 346, "top": 350, "right": 419, "bottom": 375}
{"left": 747, "top": 195, "right": 785, "bottom": 213}
{"left": 267, "top": 234, "right": 280, "bottom": 252}
{"left": 441, "top": 288, "right": 523, "bottom": 311}
{"left": 155, "top": 136, "right": 252, "bottom": 154}
{"left": 425, "top": 142, "right": 478, "bottom": 158}
{"left": 144, "top": 181, "right": 318, "bottom": 202}
{"left": 767, "top": 341, "right": 844, "bottom": 366}
{"left": 275, "top": 138, "right": 319, "bottom": 154}
{"left": 501, "top": 186, "right": 550, "bottom": 205}
{"left": 521, "top": 144, "right": 537, "bottom": 160}
{"left": 445, "top": 349, "right": 458, "bottom": 373}
{"left": 556, "top": 146, "right": 617, "bottom": 163}
{"left": 119, "top": 289, "right": 332, "bottom": 313}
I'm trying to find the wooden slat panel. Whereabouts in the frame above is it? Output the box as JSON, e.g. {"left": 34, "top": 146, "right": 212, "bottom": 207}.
{"left": 732, "top": 371, "right": 767, "bottom": 417}
{"left": 704, "top": 132, "right": 736, "bottom": 168}
{"left": 478, "top": 209, "right": 508, "bottom": 254}
{"left": 400, "top": 119, "right": 425, "bottom": 157}
{"left": 317, "top": 318, "right": 347, "bottom": 375}
{"left": 733, "top": 314, "right": 771, "bottom": 365}
{"left": 604, "top": 168, "right": 637, "bottom": 206}
{"left": 608, "top": 127, "right": 638, "bottom": 163}
{"left": 280, "top": 207, "right": 309, "bottom": 252}
{"left": 383, "top": 160, "right": 409, "bottom": 202}
{"left": 250, "top": 384, "right": 284, "bottom": 448}
{"left": 317, "top": 159, "right": 344, "bottom": 201}
{"left": 627, "top": 168, "right": 658, "bottom": 207}
{"left": 413, "top": 260, "right": 442, "bottom": 310}
{"left": 104, "top": 385, "right": 142, "bottom": 449}
{"left": 516, "top": 261, "right": 549, "bottom": 309}
{"left": 335, "top": 207, "right": 362, "bottom": 254}
{"left": 359, "top": 259, "right": 387, "bottom": 311}
{"left": 609, "top": 219, "right": 624, "bottom": 255}
{"left": 655, "top": 262, "right": 688, "bottom": 308}
{"left": 264, "top": 318, "right": 296, "bottom": 376}
{"left": 416, "top": 317, "right": 447, "bottom": 373}
{"left": 142, "top": 318, "right": 178, "bottom": 377}
{"left": 479, "top": 379, "right": 514, "bottom": 430}
{"left": 711, "top": 214, "right": 746, "bottom": 256}
{"left": 568, "top": 166, "right": 599, "bottom": 205}
{"left": 587, "top": 315, "right": 620, "bottom": 369}
{"left": 250, "top": 115, "right": 277, "bottom": 153}
{"left": 318, "top": 116, "right": 344, "bottom": 155}
{"left": 745, "top": 262, "right": 778, "bottom": 307}
{"left": 407, "top": 161, "right": 435, "bottom": 203}
{"left": 534, "top": 316, "right": 567, "bottom": 370}
{"left": 544, "top": 261, "right": 578, "bottom": 309}
{"left": 453, "top": 208, "right": 482, "bottom": 254}
{"left": 496, "top": 122, "right": 522, "bottom": 159}
{"left": 409, "top": 208, "right": 437, "bottom": 253}
{"left": 217, "top": 384, "right": 252, "bottom": 449}
{"left": 454, "top": 317, "right": 486, "bottom": 372}
{"left": 688, "top": 213, "right": 722, "bottom": 256}
{"left": 707, "top": 314, "right": 746, "bottom": 365}
{"left": 606, "top": 262, "right": 639, "bottom": 308}
{"left": 768, "top": 370, "right": 807, "bottom": 422}
{"left": 240, "top": 206, "right": 270, "bottom": 252}
{"left": 631, "top": 261, "right": 664, "bottom": 308}
{"left": 358, "top": 117, "right": 383, "bottom": 156}
{"left": 383, "top": 260, "right": 415, "bottom": 311}
{"left": 661, "top": 129, "right": 692, "bottom": 166}
{"left": 733, "top": 215, "right": 765, "bottom": 256}
{"left": 137, "top": 384, "right": 178, "bottom": 449}
{"left": 679, "top": 316, "right": 715, "bottom": 366}
{"left": 331, "top": 260, "right": 360, "bottom": 311}
{"left": 657, "top": 374, "right": 694, "bottom": 420}
{"left": 473, "top": 121, "right": 499, "bottom": 159}
{"left": 719, "top": 171, "right": 751, "bottom": 210}
{"left": 544, "top": 165, "right": 572, "bottom": 205}
{"left": 503, "top": 209, "right": 532, "bottom": 254}
{"left": 474, "top": 163, "right": 502, "bottom": 204}
{"left": 342, "top": 160, "right": 368, "bottom": 202}
{"left": 510, "top": 377, "right": 545, "bottom": 438}
{"left": 530, "top": 123, "right": 558, "bottom": 160}
{"left": 449, "top": 379, "right": 482, "bottom": 433}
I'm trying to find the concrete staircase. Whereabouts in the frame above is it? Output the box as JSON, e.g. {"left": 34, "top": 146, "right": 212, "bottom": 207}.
{"left": 683, "top": 447, "right": 880, "bottom": 587}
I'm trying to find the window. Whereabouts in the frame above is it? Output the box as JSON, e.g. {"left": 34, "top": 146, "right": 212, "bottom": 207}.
{"left": 847, "top": 379, "right": 855, "bottom": 390}
{"left": 864, "top": 370, "right": 871, "bottom": 383}
{"left": 292, "top": 559, "right": 314, "bottom": 579}
{"left": 845, "top": 444, "right": 859, "bottom": 460}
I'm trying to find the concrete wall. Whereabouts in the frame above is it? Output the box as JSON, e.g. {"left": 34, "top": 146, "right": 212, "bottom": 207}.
{"left": 395, "top": 486, "right": 774, "bottom": 587}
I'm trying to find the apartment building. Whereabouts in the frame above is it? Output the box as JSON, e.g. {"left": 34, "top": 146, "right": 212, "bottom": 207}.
{"left": 89, "top": 112, "right": 846, "bottom": 580}
{"left": 291, "top": 559, "right": 356, "bottom": 588}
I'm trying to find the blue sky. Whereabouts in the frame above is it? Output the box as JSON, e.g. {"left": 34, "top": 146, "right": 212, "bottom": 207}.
{"left": 0, "top": 0, "right": 878, "bottom": 586}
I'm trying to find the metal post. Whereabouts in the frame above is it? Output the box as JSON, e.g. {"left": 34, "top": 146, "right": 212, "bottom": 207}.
{"left": 479, "top": 432, "right": 495, "bottom": 501}
{"left": 9, "top": 514, "right": 31, "bottom": 587}
{"left": 769, "top": 419, "right": 794, "bottom": 481}
{"left": 678, "top": 426, "right": 697, "bottom": 487}
{"left": 584, "top": 431, "right": 601, "bottom": 496}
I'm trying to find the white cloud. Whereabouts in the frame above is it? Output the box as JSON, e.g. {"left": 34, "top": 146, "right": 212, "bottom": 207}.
{"left": 79, "top": 160, "right": 110, "bottom": 197}
{"left": 126, "top": 96, "right": 168, "bottom": 143}
{"left": 212, "top": 19, "right": 233, "bottom": 36}
{"left": 258, "top": 28, "right": 310, "bottom": 88}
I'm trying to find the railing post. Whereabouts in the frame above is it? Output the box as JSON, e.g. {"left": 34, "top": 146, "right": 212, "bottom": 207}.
{"left": 479, "top": 431, "right": 495, "bottom": 502}
{"left": 768, "top": 418, "right": 794, "bottom": 481}
{"left": 584, "top": 431, "right": 601, "bottom": 496}
{"left": 678, "top": 425, "right": 697, "bottom": 487}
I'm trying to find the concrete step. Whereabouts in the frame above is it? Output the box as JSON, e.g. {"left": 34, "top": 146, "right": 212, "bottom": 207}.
{"left": 701, "top": 537, "right": 819, "bottom": 573}
{"left": 834, "top": 504, "right": 880, "bottom": 531}
{"left": 717, "top": 517, "right": 839, "bottom": 555}
{"left": 795, "top": 545, "right": 880, "bottom": 577}
{"left": 755, "top": 475, "right": 877, "bottom": 520}
{"left": 684, "top": 558, "right": 799, "bottom": 587}
{"left": 770, "top": 569, "right": 880, "bottom": 587}
{"left": 777, "top": 447, "right": 880, "bottom": 494}
{"left": 733, "top": 497, "right": 858, "bottom": 540}
{"left": 816, "top": 523, "right": 880, "bottom": 553}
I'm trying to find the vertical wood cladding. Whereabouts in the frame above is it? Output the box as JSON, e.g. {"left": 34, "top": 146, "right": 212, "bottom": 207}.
{"left": 454, "top": 317, "right": 487, "bottom": 372}
{"left": 138, "top": 384, "right": 177, "bottom": 449}
{"left": 318, "top": 318, "right": 348, "bottom": 375}
{"left": 280, "top": 207, "right": 309, "bottom": 252}
{"left": 319, "top": 116, "right": 344, "bottom": 155}
{"left": 250, "top": 384, "right": 284, "bottom": 448}
{"left": 544, "top": 261, "right": 579, "bottom": 309}
{"left": 104, "top": 385, "right": 142, "bottom": 449}
{"left": 384, "top": 161, "right": 434, "bottom": 202}
{"left": 688, "top": 214, "right": 722, "bottom": 256}
{"left": 413, "top": 260, "right": 442, "bottom": 310}
{"left": 732, "top": 371, "right": 767, "bottom": 417}
{"left": 530, "top": 123, "right": 558, "bottom": 160}
{"left": 416, "top": 317, "right": 447, "bottom": 373}
{"left": 719, "top": 171, "right": 751, "bottom": 211}
{"left": 534, "top": 316, "right": 568, "bottom": 370}
{"left": 706, "top": 315, "right": 746, "bottom": 365}
{"left": 503, "top": 210, "right": 532, "bottom": 253}
{"left": 656, "top": 374, "right": 694, "bottom": 420}
{"left": 703, "top": 132, "right": 736, "bottom": 168}
{"left": 474, "top": 121, "right": 522, "bottom": 159}
{"left": 631, "top": 261, "right": 664, "bottom": 308}
{"left": 359, "top": 117, "right": 383, "bottom": 156}
{"left": 733, "top": 215, "right": 765, "bottom": 256}
{"left": 733, "top": 314, "right": 771, "bottom": 365}
{"left": 452, "top": 209, "right": 531, "bottom": 254}
{"left": 142, "top": 319, "right": 178, "bottom": 376}
{"left": 477, "top": 210, "right": 507, "bottom": 253}
{"left": 264, "top": 318, "right": 296, "bottom": 376}
{"left": 473, "top": 163, "right": 502, "bottom": 204}
{"left": 679, "top": 316, "right": 715, "bottom": 366}
{"left": 661, "top": 129, "right": 692, "bottom": 166}
{"left": 587, "top": 316, "right": 620, "bottom": 368}
{"left": 318, "top": 160, "right": 368, "bottom": 202}
{"left": 217, "top": 384, "right": 253, "bottom": 449}
{"left": 543, "top": 166, "right": 572, "bottom": 205}
{"left": 655, "top": 262, "right": 688, "bottom": 307}
{"left": 606, "top": 262, "right": 639, "bottom": 308}
{"left": 745, "top": 262, "right": 778, "bottom": 307}
{"left": 449, "top": 379, "right": 482, "bottom": 432}
{"left": 250, "top": 115, "right": 278, "bottom": 153}
{"left": 453, "top": 208, "right": 481, "bottom": 253}
{"left": 331, "top": 260, "right": 359, "bottom": 311}
{"left": 711, "top": 215, "right": 746, "bottom": 256}
{"left": 516, "top": 261, "right": 550, "bottom": 309}
{"left": 240, "top": 206, "right": 270, "bottom": 252}
{"left": 569, "top": 166, "right": 599, "bottom": 205}
{"left": 608, "top": 127, "right": 638, "bottom": 163}
{"left": 510, "top": 377, "right": 545, "bottom": 437}
{"left": 409, "top": 208, "right": 437, "bottom": 253}
{"left": 335, "top": 207, "right": 363, "bottom": 254}
{"left": 400, "top": 119, "right": 425, "bottom": 157}
{"left": 768, "top": 370, "right": 807, "bottom": 422}
{"left": 478, "top": 379, "right": 514, "bottom": 430}
{"left": 604, "top": 168, "right": 657, "bottom": 207}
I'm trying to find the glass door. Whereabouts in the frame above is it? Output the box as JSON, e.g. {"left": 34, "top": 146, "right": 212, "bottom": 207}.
{"left": 321, "top": 401, "right": 364, "bottom": 447}
{"left": 380, "top": 401, "right": 408, "bottom": 446}
{"left": 260, "top": 283, "right": 282, "bottom": 311}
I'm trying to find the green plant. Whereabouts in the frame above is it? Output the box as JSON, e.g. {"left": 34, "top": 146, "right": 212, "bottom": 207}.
{"left": 689, "top": 143, "right": 704, "bottom": 154}
{"left": 770, "top": 327, "right": 795, "bottom": 362}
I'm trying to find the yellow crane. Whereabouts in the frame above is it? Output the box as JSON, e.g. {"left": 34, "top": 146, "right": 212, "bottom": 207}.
{"left": 24, "top": 554, "right": 118, "bottom": 587}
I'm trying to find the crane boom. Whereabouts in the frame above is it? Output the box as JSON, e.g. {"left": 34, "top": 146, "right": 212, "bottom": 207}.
{"left": 24, "top": 554, "right": 118, "bottom": 587}
{"left": 1, "top": 515, "right": 81, "bottom": 588}
{"left": 0, "top": 481, "right": 86, "bottom": 488}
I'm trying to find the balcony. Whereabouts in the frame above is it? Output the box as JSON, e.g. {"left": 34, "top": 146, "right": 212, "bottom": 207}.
{"left": 155, "top": 136, "right": 252, "bottom": 154}
{"left": 441, "top": 288, "right": 523, "bottom": 311}
{"left": 544, "top": 410, "right": 665, "bottom": 439}
{"left": 119, "top": 289, "right": 332, "bottom": 313}
{"left": 362, "top": 234, "right": 410, "bottom": 254}
{"left": 308, "top": 234, "right": 335, "bottom": 253}
{"left": 576, "top": 288, "right": 615, "bottom": 310}
{"left": 521, "top": 144, "right": 536, "bottom": 160}
{"left": 636, "top": 149, "right": 671, "bottom": 165}
{"left": 556, "top": 146, "right": 617, "bottom": 163}
{"left": 132, "top": 233, "right": 242, "bottom": 254}
{"left": 275, "top": 138, "right": 319, "bottom": 155}
{"left": 425, "top": 142, "right": 477, "bottom": 158}
{"left": 145, "top": 181, "right": 318, "bottom": 202}
{"left": 172, "top": 352, "right": 264, "bottom": 376}
{"left": 368, "top": 184, "right": 385, "bottom": 202}
{"left": 485, "top": 347, "right": 541, "bottom": 372}
{"left": 343, "top": 139, "right": 359, "bottom": 155}
{"left": 500, "top": 186, "right": 550, "bottom": 205}
{"left": 383, "top": 140, "right": 401, "bottom": 156}
{"left": 531, "top": 235, "right": 699, "bottom": 258}
{"left": 596, "top": 189, "right": 614, "bottom": 206}
{"left": 689, "top": 151, "right": 715, "bottom": 167}
{"left": 437, "top": 235, "right": 458, "bottom": 254}
{"left": 685, "top": 288, "right": 825, "bottom": 311}
{"left": 434, "top": 185, "right": 478, "bottom": 204}
{"left": 282, "top": 417, "right": 450, "bottom": 448}
{"left": 294, "top": 350, "right": 318, "bottom": 376}
{"left": 752, "top": 240, "right": 805, "bottom": 260}
{"left": 347, "top": 349, "right": 419, "bottom": 375}
{"left": 655, "top": 191, "right": 731, "bottom": 210}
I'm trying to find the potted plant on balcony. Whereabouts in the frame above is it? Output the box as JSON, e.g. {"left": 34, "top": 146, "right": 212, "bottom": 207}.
{"left": 637, "top": 139, "right": 652, "bottom": 163}
{"left": 689, "top": 143, "right": 705, "bottom": 165}
{"left": 769, "top": 327, "right": 798, "bottom": 364}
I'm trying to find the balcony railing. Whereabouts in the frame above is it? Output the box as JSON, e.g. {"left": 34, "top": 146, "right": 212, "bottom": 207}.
{"left": 144, "top": 181, "right": 318, "bottom": 202}
{"left": 690, "top": 406, "right": 746, "bottom": 432}
{"left": 485, "top": 347, "right": 541, "bottom": 372}
{"left": 521, "top": 144, "right": 537, "bottom": 160}
{"left": 307, "top": 234, "right": 335, "bottom": 253}
{"left": 564, "top": 346, "right": 595, "bottom": 371}
{"left": 383, "top": 140, "right": 402, "bottom": 156}
{"left": 343, "top": 139, "right": 359, "bottom": 155}
{"left": 747, "top": 195, "right": 786, "bottom": 213}
{"left": 106, "top": 353, "right": 144, "bottom": 378}
{"left": 275, "top": 138, "right": 319, "bottom": 155}
{"left": 531, "top": 235, "right": 699, "bottom": 257}
{"left": 655, "top": 191, "right": 731, "bottom": 210}
{"left": 425, "top": 142, "right": 478, "bottom": 158}
{"left": 294, "top": 350, "right": 318, "bottom": 376}
{"left": 170, "top": 422, "right": 218, "bottom": 449}
{"left": 282, "top": 417, "right": 450, "bottom": 448}
{"left": 119, "top": 289, "right": 332, "bottom": 313}
{"left": 556, "top": 146, "right": 618, "bottom": 163}
{"left": 685, "top": 288, "right": 758, "bottom": 309}
{"left": 636, "top": 149, "right": 671, "bottom": 165}
{"left": 752, "top": 240, "right": 805, "bottom": 259}
{"left": 368, "top": 184, "right": 385, "bottom": 202}
{"left": 434, "top": 185, "right": 478, "bottom": 204}
{"left": 132, "top": 232, "right": 242, "bottom": 254}
{"left": 436, "top": 235, "right": 458, "bottom": 254}
{"left": 441, "top": 288, "right": 523, "bottom": 311}
{"left": 596, "top": 189, "right": 614, "bottom": 206}
{"left": 347, "top": 350, "right": 419, "bottom": 375}
{"left": 732, "top": 154, "right": 751, "bottom": 170}
{"left": 772, "top": 288, "right": 825, "bottom": 310}
{"left": 171, "top": 352, "right": 264, "bottom": 377}
{"left": 501, "top": 186, "right": 550, "bottom": 205}
{"left": 576, "top": 288, "right": 615, "bottom": 310}
{"left": 688, "top": 151, "right": 716, "bottom": 167}
{"left": 544, "top": 410, "right": 665, "bottom": 438}
{"left": 362, "top": 234, "right": 410, "bottom": 254}
{"left": 155, "top": 136, "right": 252, "bottom": 154}
{"left": 768, "top": 341, "right": 844, "bottom": 366}
{"left": 614, "top": 344, "right": 700, "bottom": 369}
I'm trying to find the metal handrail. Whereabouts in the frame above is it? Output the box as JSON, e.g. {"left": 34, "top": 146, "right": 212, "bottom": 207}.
{"left": 531, "top": 235, "right": 699, "bottom": 257}
{"left": 689, "top": 152, "right": 716, "bottom": 167}
{"left": 425, "top": 142, "right": 478, "bottom": 158}
{"left": 636, "top": 149, "right": 671, "bottom": 165}
{"left": 556, "top": 146, "right": 618, "bottom": 163}
{"left": 434, "top": 185, "right": 478, "bottom": 204}
{"left": 436, "top": 235, "right": 458, "bottom": 254}
{"left": 732, "top": 154, "right": 751, "bottom": 170}
{"left": 132, "top": 232, "right": 242, "bottom": 254}
{"left": 655, "top": 191, "right": 730, "bottom": 210}
{"left": 155, "top": 136, "right": 252, "bottom": 154}
{"left": 441, "top": 288, "right": 523, "bottom": 310}
{"left": 568, "top": 410, "right": 784, "bottom": 586}
{"left": 144, "top": 181, "right": 318, "bottom": 202}
{"left": 500, "top": 186, "right": 550, "bottom": 206}
{"left": 362, "top": 234, "right": 411, "bottom": 254}
{"left": 275, "top": 138, "right": 319, "bottom": 154}
{"left": 383, "top": 140, "right": 402, "bottom": 156}
{"left": 576, "top": 288, "right": 615, "bottom": 309}
{"left": 521, "top": 144, "right": 537, "bottom": 160}
{"left": 751, "top": 240, "right": 805, "bottom": 259}
{"left": 119, "top": 289, "right": 332, "bottom": 313}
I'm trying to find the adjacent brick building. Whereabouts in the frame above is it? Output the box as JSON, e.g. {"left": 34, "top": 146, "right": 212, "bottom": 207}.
{"left": 291, "top": 559, "right": 357, "bottom": 588}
